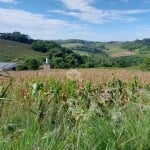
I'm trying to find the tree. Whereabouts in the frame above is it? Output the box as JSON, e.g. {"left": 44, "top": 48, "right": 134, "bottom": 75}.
{"left": 24, "top": 58, "right": 40, "bottom": 70}
{"left": 31, "top": 40, "right": 60, "bottom": 53}
{"left": 141, "top": 57, "right": 150, "bottom": 70}
{"left": 31, "top": 41, "right": 47, "bottom": 52}
{"left": 0, "top": 32, "right": 33, "bottom": 44}
{"left": 47, "top": 47, "right": 84, "bottom": 68}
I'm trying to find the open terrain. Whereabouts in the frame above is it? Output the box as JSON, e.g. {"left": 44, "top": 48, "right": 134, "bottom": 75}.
{"left": 0, "top": 69, "right": 150, "bottom": 149}
{"left": 0, "top": 39, "right": 45, "bottom": 62}
{"left": 0, "top": 37, "right": 150, "bottom": 70}
{"left": 9, "top": 68, "right": 150, "bottom": 84}
{"left": 62, "top": 41, "right": 135, "bottom": 57}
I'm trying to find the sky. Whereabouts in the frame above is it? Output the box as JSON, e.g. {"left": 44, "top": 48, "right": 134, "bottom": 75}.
{"left": 0, "top": 0, "right": 150, "bottom": 41}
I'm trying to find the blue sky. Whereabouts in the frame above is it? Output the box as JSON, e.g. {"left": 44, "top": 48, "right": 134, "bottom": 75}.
{"left": 0, "top": 0, "right": 150, "bottom": 41}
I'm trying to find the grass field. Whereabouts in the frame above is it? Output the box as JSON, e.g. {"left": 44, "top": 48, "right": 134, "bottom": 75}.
{"left": 62, "top": 43, "right": 84, "bottom": 48}
{"left": 0, "top": 40, "right": 45, "bottom": 61}
{"left": 9, "top": 68, "right": 150, "bottom": 83}
{"left": 105, "top": 42, "right": 131, "bottom": 56}
{"left": 73, "top": 50, "right": 90, "bottom": 56}
{"left": 0, "top": 69, "right": 150, "bottom": 149}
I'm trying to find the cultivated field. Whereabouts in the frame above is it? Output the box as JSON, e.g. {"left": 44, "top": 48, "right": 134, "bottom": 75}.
{"left": 9, "top": 68, "right": 150, "bottom": 84}
{"left": 0, "top": 69, "right": 150, "bottom": 149}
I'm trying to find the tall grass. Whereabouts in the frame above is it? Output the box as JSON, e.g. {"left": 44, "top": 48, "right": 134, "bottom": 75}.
{"left": 0, "top": 71, "right": 150, "bottom": 149}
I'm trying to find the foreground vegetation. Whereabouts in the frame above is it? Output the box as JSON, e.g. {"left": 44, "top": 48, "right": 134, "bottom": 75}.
{"left": 0, "top": 70, "right": 150, "bottom": 149}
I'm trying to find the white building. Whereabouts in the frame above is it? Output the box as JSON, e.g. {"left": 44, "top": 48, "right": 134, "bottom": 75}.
{"left": 43, "top": 57, "right": 50, "bottom": 70}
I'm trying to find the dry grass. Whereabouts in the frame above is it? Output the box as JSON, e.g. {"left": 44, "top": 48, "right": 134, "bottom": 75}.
{"left": 111, "top": 51, "right": 136, "bottom": 57}
{"left": 1, "top": 68, "right": 150, "bottom": 149}
{"left": 9, "top": 68, "right": 150, "bottom": 84}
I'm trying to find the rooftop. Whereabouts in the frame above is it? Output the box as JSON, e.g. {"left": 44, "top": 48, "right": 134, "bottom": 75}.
{"left": 0, "top": 62, "right": 17, "bottom": 70}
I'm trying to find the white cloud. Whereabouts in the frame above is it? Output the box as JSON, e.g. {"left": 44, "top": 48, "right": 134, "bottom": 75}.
{"left": 0, "top": 8, "right": 80, "bottom": 39}
{"left": 0, "top": 0, "right": 16, "bottom": 3}
{"left": 58, "top": 0, "right": 150, "bottom": 23}
{"left": 0, "top": 7, "right": 149, "bottom": 41}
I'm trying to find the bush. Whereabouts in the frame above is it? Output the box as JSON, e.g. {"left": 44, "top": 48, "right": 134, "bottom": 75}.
{"left": 48, "top": 47, "right": 84, "bottom": 68}
{"left": 16, "top": 64, "right": 28, "bottom": 71}
{"left": 16, "top": 58, "right": 40, "bottom": 70}
{"left": 111, "top": 56, "right": 143, "bottom": 67}
{"left": 141, "top": 57, "right": 150, "bottom": 71}
{"left": 24, "top": 58, "right": 40, "bottom": 70}
{"left": 31, "top": 40, "right": 60, "bottom": 53}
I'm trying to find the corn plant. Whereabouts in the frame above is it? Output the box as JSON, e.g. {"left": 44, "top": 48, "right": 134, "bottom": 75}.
{"left": 0, "top": 72, "right": 150, "bottom": 150}
{"left": 0, "top": 70, "right": 13, "bottom": 117}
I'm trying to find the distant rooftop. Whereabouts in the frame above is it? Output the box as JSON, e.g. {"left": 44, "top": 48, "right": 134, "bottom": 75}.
{"left": 0, "top": 62, "right": 17, "bottom": 70}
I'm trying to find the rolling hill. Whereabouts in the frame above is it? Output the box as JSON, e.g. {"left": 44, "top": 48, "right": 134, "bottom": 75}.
{"left": 0, "top": 37, "right": 150, "bottom": 69}
{"left": 59, "top": 40, "right": 135, "bottom": 57}
{"left": 0, "top": 39, "right": 45, "bottom": 62}
{"left": 60, "top": 39, "right": 150, "bottom": 58}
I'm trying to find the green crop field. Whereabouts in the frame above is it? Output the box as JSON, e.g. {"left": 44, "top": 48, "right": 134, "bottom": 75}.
{"left": 104, "top": 42, "right": 128, "bottom": 55}
{"left": 73, "top": 50, "right": 90, "bottom": 56}
{"left": 0, "top": 69, "right": 150, "bottom": 149}
{"left": 62, "top": 43, "right": 84, "bottom": 48}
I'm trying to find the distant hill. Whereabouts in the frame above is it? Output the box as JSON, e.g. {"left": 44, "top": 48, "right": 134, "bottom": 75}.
{"left": 0, "top": 39, "right": 45, "bottom": 62}
{"left": 56, "top": 39, "right": 150, "bottom": 58}
{"left": 122, "top": 39, "right": 150, "bottom": 57}
{"left": 0, "top": 32, "right": 34, "bottom": 44}
{"left": 57, "top": 40, "right": 132, "bottom": 57}
{"left": 0, "top": 31, "right": 149, "bottom": 69}
{"left": 56, "top": 39, "right": 108, "bottom": 55}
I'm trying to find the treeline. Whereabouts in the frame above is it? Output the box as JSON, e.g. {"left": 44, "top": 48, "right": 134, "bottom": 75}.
{"left": 122, "top": 39, "right": 150, "bottom": 52}
{"left": 31, "top": 40, "right": 61, "bottom": 53}
{"left": 81, "top": 55, "right": 144, "bottom": 68}
{"left": 0, "top": 32, "right": 34, "bottom": 44}
{"left": 55, "top": 39, "right": 95, "bottom": 45}
{"left": 69, "top": 45, "right": 106, "bottom": 54}
{"left": 56, "top": 39, "right": 107, "bottom": 54}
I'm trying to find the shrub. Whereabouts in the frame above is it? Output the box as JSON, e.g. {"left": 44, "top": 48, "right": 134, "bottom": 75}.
{"left": 24, "top": 58, "right": 40, "bottom": 70}
{"left": 16, "top": 64, "right": 28, "bottom": 71}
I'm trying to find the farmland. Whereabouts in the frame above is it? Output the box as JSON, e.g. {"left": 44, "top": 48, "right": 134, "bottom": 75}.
{"left": 0, "top": 69, "right": 150, "bottom": 149}
{"left": 1, "top": 33, "right": 150, "bottom": 70}
{"left": 9, "top": 68, "right": 150, "bottom": 83}
{"left": 0, "top": 39, "right": 45, "bottom": 62}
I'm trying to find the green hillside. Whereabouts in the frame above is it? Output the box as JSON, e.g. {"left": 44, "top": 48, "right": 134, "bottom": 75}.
{"left": 122, "top": 39, "right": 150, "bottom": 58}
{"left": 59, "top": 39, "right": 107, "bottom": 55}
{"left": 59, "top": 40, "right": 148, "bottom": 68}
{"left": 60, "top": 40, "right": 133, "bottom": 57}
{"left": 105, "top": 42, "right": 127, "bottom": 54}
{"left": 73, "top": 50, "right": 90, "bottom": 56}
{"left": 104, "top": 42, "right": 136, "bottom": 57}
{"left": 62, "top": 43, "right": 84, "bottom": 48}
{"left": 0, "top": 36, "right": 149, "bottom": 69}
{"left": 61, "top": 40, "right": 150, "bottom": 58}
{"left": 0, "top": 39, "right": 45, "bottom": 62}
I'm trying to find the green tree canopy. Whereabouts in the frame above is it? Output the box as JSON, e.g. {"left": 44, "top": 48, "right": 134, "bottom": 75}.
{"left": 31, "top": 40, "right": 60, "bottom": 53}
{"left": 24, "top": 58, "right": 40, "bottom": 70}
{"left": 0, "top": 32, "right": 33, "bottom": 44}
{"left": 47, "top": 47, "right": 84, "bottom": 68}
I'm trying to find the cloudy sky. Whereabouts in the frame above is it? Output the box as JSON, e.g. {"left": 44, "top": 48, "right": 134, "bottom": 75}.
{"left": 0, "top": 0, "right": 150, "bottom": 41}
